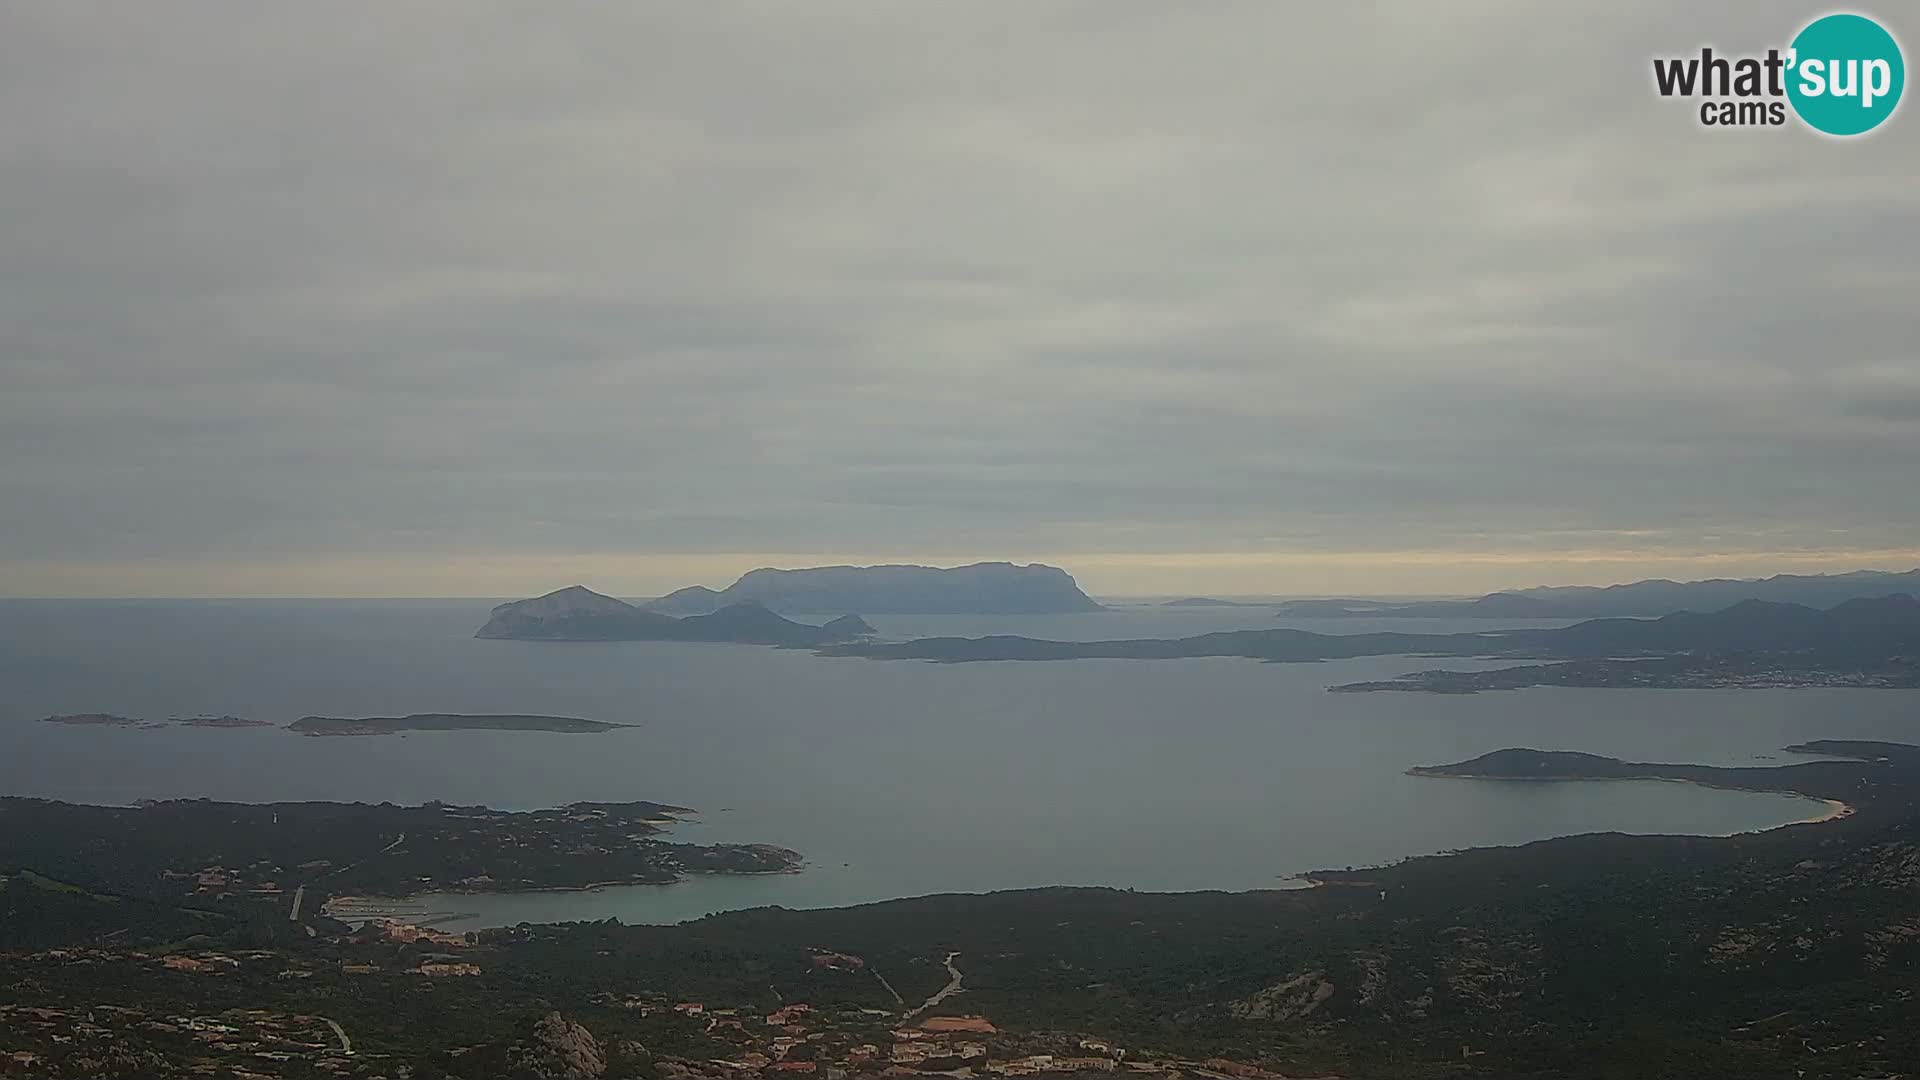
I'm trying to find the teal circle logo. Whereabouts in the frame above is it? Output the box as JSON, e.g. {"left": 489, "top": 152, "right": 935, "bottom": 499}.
{"left": 1786, "top": 13, "right": 1905, "bottom": 136}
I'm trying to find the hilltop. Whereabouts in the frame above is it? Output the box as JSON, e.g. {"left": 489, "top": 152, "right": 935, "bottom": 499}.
{"left": 644, "top": 561, "right": 1103, "bottom": 615}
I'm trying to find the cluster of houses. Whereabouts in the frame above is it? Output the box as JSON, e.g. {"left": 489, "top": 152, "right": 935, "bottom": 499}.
{"left": 3, "top": 945, "right": 1306, "bottom": 1080}
{"left": 592, "top": 989, "right": 1296, "bottom": 1080}
{"left": 0, "top": 1001, "right": 359, "bottom": 1078}
{"left": 162, "top": 862, "right": 289, "bottom": 898}
{"left": 360, "top": 916, "right": 472, "bottom": 950}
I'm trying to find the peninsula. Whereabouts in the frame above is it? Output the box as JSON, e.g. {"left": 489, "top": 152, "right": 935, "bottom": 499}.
{"left": 0, "top": 796, "right": 800, "bottom": 904}
{"left": 288, "top": 713, "right": 632, "bottom": 736}
{"left": 1403, "top": 740, "right": 1897, "bottom": 819}
{"left": 476, "top": 585, "right": 875, "bottom": 644}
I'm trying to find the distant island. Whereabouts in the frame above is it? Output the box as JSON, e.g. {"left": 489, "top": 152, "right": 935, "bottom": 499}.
{"left": 1273, "top": 593, "right": 1561, "bottom": 618}
{"left": 476, "top": 585, "right": 876, "bottom": 644}
{"left": 174, "top": 714, "right": 274, "bottom": 728}
{"left": 643, "top": 561, "right": 1104, "bottom": 615}
{"left": 1159, "top": 597, "right": 1273, "bottom": 608}
{"left": 40, "top": 713, "right": 272, "bottom": 730}
{"left": 288, "top": 713, "right": 633, "bottom": 736}
{"left": 41, "top": 713, "right": 151, "bottom": 728}
{"left": 1272, "top": 566, "right": 1920, "bottom": 619}
{"left": 827, "top": 594, "right": 1920, "bottom": 691}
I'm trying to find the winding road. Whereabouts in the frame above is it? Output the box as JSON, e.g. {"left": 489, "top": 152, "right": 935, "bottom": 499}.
{"left": 321, "top": 1017, "right": 352, "bottom": 1055}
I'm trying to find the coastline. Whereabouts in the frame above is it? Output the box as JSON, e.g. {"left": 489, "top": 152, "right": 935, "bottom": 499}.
{"left": 328, "top": 772, "right": 1834, "bottom": 924}
{"left": 444, "top": 858, "right": 808, "bottom": 893}
{"left": 321, "top": 853, "right": 808, "bottom": 918}
{"left": 1800, "top": 797, "right": 1855, "bottom": 824}
{"left": 1406, "top": 769, "right": 1856, "bottom": 833}
{"left": 1290, "top": 776, "right": 1846, "bottom": 891}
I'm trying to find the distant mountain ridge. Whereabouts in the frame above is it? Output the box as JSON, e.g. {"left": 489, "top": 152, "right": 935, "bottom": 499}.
{"left": 1539, "top": 593, "right": 1920, "bottom": 656}
{"left": 829, "top": 593, "right": 1920, "bottom": 664}
{"left": 476, "top": 586, "right": 875, "bottom": 645}
{"left": 1270, "top": 568, "right": 1920, "bottom": 619}
{"left": 643, "top": 561, "right": 1103, "bottom": 615}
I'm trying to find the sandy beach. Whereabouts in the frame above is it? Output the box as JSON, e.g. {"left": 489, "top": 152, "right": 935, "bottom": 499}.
{"left": 1800, "top": 798, "right": 1855, "bottom": 825}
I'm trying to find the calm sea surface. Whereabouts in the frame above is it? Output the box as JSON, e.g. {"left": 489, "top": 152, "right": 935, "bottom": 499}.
{"left": 4, "top": 598, "right": 1914, "bottom": 927}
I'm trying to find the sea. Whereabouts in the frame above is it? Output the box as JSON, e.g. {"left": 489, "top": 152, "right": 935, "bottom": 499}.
{"left": 3, "top": 598, "right": 1914, "bottom": 929}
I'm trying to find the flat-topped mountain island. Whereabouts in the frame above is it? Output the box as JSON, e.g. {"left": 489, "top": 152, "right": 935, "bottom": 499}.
{"left": 477, "top": 562, "right": 1103, "bottom": 641}
{"left": 643, "top": 561, "right": 1104, "bottom": 615}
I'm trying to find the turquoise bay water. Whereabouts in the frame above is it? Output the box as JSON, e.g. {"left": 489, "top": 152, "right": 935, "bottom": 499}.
{"left": 2, "top": 598, "right": 1912, "bottom": 927}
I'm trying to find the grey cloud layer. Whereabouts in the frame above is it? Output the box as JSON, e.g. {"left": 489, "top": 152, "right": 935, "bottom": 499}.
{"left": 3, "top": 1, "right": 1916, "bottom": 578}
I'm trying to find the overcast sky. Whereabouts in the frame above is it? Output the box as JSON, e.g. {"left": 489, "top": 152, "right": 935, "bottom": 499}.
{"left": 3, "top": 2, "right": 1917, "bottom": 598}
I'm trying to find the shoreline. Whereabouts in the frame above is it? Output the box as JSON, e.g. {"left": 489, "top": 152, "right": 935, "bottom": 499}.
{"left": 1406, "top": 770, "right": 1856, "bottom": 832}
{"left": 323, "top": 857, "right": 807, "bottom": 912}
{"left": 1799, "top": 798, "right": 1855, "bottom": 824}
{"left": 319, "top": 772, "right": 1841, "bottom": 922}
{"left": 1295, "top": 774, "right": 1861, "bottom": 892}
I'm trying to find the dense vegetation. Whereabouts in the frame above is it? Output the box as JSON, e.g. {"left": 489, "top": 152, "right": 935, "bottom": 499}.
{"left": 0, "top": 797, "right": 797, "bottom": 913}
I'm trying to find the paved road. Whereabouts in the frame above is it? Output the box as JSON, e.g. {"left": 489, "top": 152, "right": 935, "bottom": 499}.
{"left": 322, "top": 1017, "right": 352, "bottom": 1055}
{"left": 905, "top": 952, "right": 963, "bottom": 1018}
{"left": 326, "top": 831, "right": 407, "bottom": 882}
{"left": 872, "top": 968, "right": 905, "bottom": 1007}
